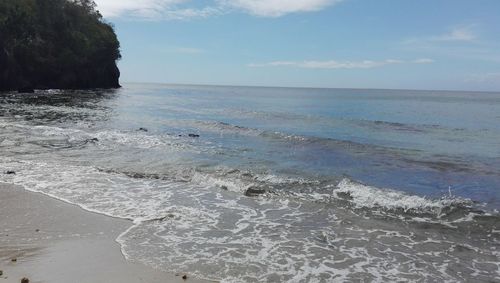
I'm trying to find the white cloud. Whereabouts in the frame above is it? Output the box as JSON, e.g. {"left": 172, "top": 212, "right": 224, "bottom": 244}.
{"left": 432, "top": 26, "right": 477, "bottom": 42}
{"left": 413, "top": 58, "right": 435, "bottom": 64}
{"left": 248, "top": 58, "right": 433, "bottom": 69}
{"left": 401, "top": 25, "right": 500, "bottom": 63}
{"left": 94, "top": 0, "right": 221, "bottom": 19}
{"left": 94, "top": 0, "right": 181, "bottom": 18}
{"left": 160, "top": 7, "right": 222, "bottom": 20}
{"left": 404, "top": 25, "right": 478, "bottom": 45}
{"left": 93, "top": 0, "right": 340, "bottom": 19}
{"left": 218, "top": 0, "right": 342, "bottom": 17}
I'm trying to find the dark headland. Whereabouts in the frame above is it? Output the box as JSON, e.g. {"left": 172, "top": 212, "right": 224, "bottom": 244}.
{"left": 0, "top": 0, "right": 121, "bottom": 91}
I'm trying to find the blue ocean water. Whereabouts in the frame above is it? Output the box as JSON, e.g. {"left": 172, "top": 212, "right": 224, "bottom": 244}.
{"left": 113, "top": 84, "right": 500, "bottom": 206}
{"left": 1, "top": 84, "right": 499, "bottom": 282}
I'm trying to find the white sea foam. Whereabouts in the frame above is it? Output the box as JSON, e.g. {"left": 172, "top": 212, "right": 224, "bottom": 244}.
{"left": 0, "top": 121, "right": 197, "bottom": 152}
{"left": 1, "top": 156, "right": 497, "bottom": 282}
{"left": 191, "top": 171, "right": 251, "bottom": 193}
{"left": 335, "top": 178, "right": 471, "bottom": 214}
{"left": 0, "top": 158, "right": 179, "bottom": 221}
{"left": 254, "top": 173, "right": 319, "bottom": 185}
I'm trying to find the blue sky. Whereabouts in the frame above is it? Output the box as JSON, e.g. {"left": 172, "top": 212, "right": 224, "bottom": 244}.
{"left": 94, "top": 0, "right": 500, "bottom": 91}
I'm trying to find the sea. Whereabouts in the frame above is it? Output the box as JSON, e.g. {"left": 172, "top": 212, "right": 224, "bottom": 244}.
{"left": 1, "top": 84, "right": 499, "bottom": 282}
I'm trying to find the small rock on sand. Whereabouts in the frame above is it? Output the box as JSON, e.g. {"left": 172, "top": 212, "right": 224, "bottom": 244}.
{"left": 21, "top": 277, "right": 30, "bottom": 283}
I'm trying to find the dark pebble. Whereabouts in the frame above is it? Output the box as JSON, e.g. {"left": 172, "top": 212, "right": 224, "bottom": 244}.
{"left": 182, "top": 274, "right": 188, "bottom": 280}
{"left": 21, "top": 277, "right": 30, "bottom": 283}
{"left": 138, "top": 127, "right": 148, "bottom": 132}
{"left": 188, "top": 134, "right": 200, "bottom": 138}
{"left": 244, "top": 187, "right": 266, "bottom": 197}
{"left": 5, "top": 171, "right": 16, "bottom": 175}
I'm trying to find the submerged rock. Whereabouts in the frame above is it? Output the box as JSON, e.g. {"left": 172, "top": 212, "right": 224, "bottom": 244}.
{"left": 244, "top": 187, "right": 266, "bottom": 197}
{"left": 154, "top": 213, "right": 176, "bottom": 222}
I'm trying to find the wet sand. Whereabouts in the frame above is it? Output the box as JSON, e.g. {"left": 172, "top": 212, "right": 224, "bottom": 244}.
{"left": 0, "top": 183, "right": 209, "bottom": 283}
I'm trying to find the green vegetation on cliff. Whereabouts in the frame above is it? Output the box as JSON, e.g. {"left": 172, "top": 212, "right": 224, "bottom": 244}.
{"left": 0, "top": 0, "right": 121, "bottom": 91}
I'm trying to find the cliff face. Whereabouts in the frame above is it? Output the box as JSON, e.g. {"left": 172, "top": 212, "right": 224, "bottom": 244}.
{"left": 0, "top": 0, "right": 121, "bottom": 91}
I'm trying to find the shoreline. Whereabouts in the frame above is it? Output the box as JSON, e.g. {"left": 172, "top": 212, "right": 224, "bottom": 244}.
{"left": 0, "top": 182, "right": 210, "bottom": 283}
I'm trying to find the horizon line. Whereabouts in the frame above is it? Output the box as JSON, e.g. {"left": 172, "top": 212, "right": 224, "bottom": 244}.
{"left": 121, "top": 81, "right": 500, "bottom": 94}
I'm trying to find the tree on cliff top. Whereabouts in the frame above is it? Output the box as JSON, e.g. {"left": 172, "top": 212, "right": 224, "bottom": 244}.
{"left": 0, "top": 0, "right": 121, "bottom": 91}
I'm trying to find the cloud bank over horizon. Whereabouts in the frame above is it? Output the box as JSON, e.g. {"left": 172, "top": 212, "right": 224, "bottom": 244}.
{"left": 93, "top": 0, "right": 342, "bottom": 19}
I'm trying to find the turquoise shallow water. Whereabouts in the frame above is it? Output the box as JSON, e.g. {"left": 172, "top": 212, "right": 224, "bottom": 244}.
{"left": 1, "top": 84, "right": 499, "bottom": 282}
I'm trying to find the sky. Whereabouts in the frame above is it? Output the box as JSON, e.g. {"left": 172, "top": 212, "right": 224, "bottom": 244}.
{"left": 94, "top": 0, "right": 500, "bottom": 91}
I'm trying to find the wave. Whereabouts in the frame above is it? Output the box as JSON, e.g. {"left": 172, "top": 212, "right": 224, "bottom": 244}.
{"left": 1, "top": 118, "right": 497, "bottom": 215}
{"left": 88, "top": 164, "right": 493, "bottom": 224}
{"left": 0, "top": 121, "right": 198, "bottom": 152}
{"left": 189, "top": 120, "right": 261, "bottom": 136}
{"left": 260, "top": 130, "right": 500, "bottom": 175}
{"left": 3, "top": 116, "right": 498, "bottom": 178}
{"left": 220, "top": 107, "right": 472, "bottom": 135}
{"left": 2, "top": 157, "right": 498, "bottom": 282}
{"left": 360, "top": 119, "right": 434, "bottom": 133}
{"left": 334, "top": 179, "right": 473, "bottom": 217}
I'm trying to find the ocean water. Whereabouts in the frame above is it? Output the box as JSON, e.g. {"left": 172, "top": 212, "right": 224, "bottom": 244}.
{"left": 1, "top": 84, "right": 499, "bottom": 282}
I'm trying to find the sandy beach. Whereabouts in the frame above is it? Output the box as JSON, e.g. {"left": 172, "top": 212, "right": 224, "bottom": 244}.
{"left": 0, "top": 183, "right": 209, "bottom": 283}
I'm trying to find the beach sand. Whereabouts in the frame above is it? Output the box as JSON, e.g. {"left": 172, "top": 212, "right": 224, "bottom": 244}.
{"left": 0, "top": 183, "right": 209, "bottom": 283}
